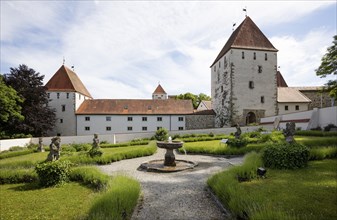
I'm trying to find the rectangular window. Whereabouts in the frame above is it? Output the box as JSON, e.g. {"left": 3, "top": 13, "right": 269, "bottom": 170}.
{"left": 106, "top": 126, "right": 111, "bottom": 131}
{"left": 178, "top": 127, "right": 184, "bottom": 130}
{"left": 249, "top": 81, "right": 254, "bottom": 89}
{"left": 178, "top": 117, "right": 184, "bottom": 121}
{"left": 142, "top": 117, "right": 147, "bottom": 121}
{"left": 66, "top": 93, "right": 69, "bottom": 99}
{"left": 285, "top": 105, "right": 289, "bottom": 111}
{"left": 127, "top": 126, "right": 132, "bottom": 131}
{"left": 296, "top": 105, "right": 299, "bottom": 110}
{"left": 142, "top": 127, "right": 147, "bottom": 131}
{"left": 106, "top": 116, "right": 111, "bottom": 121}
{"left": 157, "top": 117, "right": 162, "bottom": 121}
{"left": 253, "top": 52, "right": 256, "bottom": 60}
{"left": 127, "top": 117, "right": 133, "bottom": 121}
{"left": 261, "top": 96, "right": 265, "bottom": 103}
{"left": 62, "top": 105, "right": 65, "bottom": 112}
{"left": 242, "top": 51, "right": 245, "bottom": 59}
{"left": 85, "top": 116, "right": 90, "bottom": 121}
{"left": 265, "top": 53, "right": 268, "bottom": 61}
{"left": 57, "top": 93, "right": 60, "bottom": 99}
{"left": 258, "top": 65, "right": 263, "bottom": 73}
{"left": 85, "top": 126, "right": 90, "bottom": 131}
{"left": 60, "top": 119, "right": 63, "bottom": 123}
{"left": 221, "top": 86, "right": 223, "bottom": 92}
{"left": 219, "top": 61, "right": 221, "bottom": 68}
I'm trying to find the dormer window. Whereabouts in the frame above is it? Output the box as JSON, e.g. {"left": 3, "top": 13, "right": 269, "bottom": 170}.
{"left": 124, "top": 105, "right": 128, "bottom": 109}
{"left": 148, "top": 105, "right": 152, "bottom": 110}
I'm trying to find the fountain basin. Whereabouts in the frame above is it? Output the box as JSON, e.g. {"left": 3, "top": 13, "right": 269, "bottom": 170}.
{"left": 139, "top": 159, "right": 198, "bottom": 172}
{"left": 156, "top": 141, "right": 183, "bottom": 166}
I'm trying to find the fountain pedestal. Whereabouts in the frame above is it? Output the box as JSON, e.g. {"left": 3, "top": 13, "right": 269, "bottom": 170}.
{"left": 164, "top": 148, "right": 176, "bottom": 166}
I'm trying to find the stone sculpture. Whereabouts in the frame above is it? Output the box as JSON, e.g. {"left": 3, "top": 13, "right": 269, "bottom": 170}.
{"left": 37, "top": 137, "right": 44, "bottom": 152}
{"left": 92, "top": 133, "right": 100, "bottom": 148}
{"left": 283, "top": 122, "right": 296, "bottom": 143}
{"left": 47, "top": 136, "right": 61, "bottom": 161}
{"left": 234, "top": 123, "right": 242, "bottom": 139}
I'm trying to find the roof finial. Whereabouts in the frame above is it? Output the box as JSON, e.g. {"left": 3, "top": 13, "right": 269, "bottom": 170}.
{"left": 63, "top": 56, "right": 65, "bottom": 65}
{"left": 71, "top": 65, "right": 75, "bottom": 71}
{"left": 243, "top": 6, "right": 247, "bottom": 17}
{"left": 232, "top": 22, "right": 236, "bottom": 31}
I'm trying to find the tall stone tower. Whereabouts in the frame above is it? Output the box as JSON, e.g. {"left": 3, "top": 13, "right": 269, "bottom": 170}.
{"left": 45, "top": 65, "right": 92, "bottom": 136}
{"left": 211, "top": 16, "right": 278, "bottom": 127}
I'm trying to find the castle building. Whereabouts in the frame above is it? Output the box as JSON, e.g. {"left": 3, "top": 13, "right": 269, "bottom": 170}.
{"left": 210, "top": 16, "right": 278, "bottom": 127}
{"left": 45, "top": 66, "right": 214, "bottom": 136}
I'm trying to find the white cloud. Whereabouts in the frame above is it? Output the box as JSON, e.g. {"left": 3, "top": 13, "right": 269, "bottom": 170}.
{"left": 1, "top": 1, "right": 335, "bottom": 99}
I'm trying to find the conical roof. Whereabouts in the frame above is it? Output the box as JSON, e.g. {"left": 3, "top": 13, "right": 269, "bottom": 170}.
{"left": 211, "top": 16, "right": 278, "bottom": 67}
{"left": 45, "top": 65, "right": 92, "bottom": 98}
{"left": 276, "top": 71, "right": 288, "bottom": 87}
{"left": 153, "top": 84, "right": 167, "bottom": 94}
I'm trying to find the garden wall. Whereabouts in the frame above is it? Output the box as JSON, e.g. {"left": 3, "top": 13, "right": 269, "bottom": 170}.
{"left": 260, "top": 106, "right": 337, "bottom": 130}
{"left": 0, "top": 125, "right": 273, "bottom": 152}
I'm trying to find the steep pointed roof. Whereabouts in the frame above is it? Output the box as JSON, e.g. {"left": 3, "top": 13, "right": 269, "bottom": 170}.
{"left": 45, "top": 65, "right": 92, "bottom": 98}
{"left": 276, "top": 71, "right": 288, "bottom": 87}
{"left": 153, "top": 84, "right": 167, "bottom": 94}
{"left": 211, "top": 16, "right": 278, "bottom": 67}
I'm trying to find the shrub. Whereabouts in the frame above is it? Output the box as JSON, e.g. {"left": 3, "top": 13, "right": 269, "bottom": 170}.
{"left": 310, "top": 126, "right": 322, "bottom": 131}
{"left": 324, "top": 123, "right": 337, "bottom": 132}
{"left": 0, "top": 149, "right": 35, "bottom": 159}
{"left": 227, "top": 138, "right": 248, "bottom": 148}
{"left": 35, "top": 160, "right": 72, "bottom": 187}
{"left": 9, "top": 146, "right": 27, "bottom": 152}
{"left": 88, "top": 147, "right": 103, "bottom": 158}
{"left": 262, "top": 143, "right": 309, "bottom": 169}
{"left": 70, "top": 143, "right": 91, "bottom": 152}
{"left": 309, "top": 147, "right": 337, "bottom": 160}
{"left": 154, "top": 128, "right": 168, "bottom": 141}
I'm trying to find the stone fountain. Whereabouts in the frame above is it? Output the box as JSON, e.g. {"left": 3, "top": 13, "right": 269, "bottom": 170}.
{"left": 139, "top": 137, "right": 197, "bottom": 172}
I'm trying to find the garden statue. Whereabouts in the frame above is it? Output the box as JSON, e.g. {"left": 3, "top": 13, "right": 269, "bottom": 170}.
{"left": 92, "top": 133, "right": 100, "bottom": 148}
{"left": 47, "top": 136, "right": 61, "bottom": 161}
{"left": 283, "top": 122, "right": 296, "bottom": 143}
{"left": 234, "top": 123, "right": 241, "bottom": 139}
{"left": 37, "top": 137, "right": 44, "bottom": 152}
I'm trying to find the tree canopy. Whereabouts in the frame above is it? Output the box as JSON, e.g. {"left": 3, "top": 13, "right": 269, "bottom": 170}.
{"left": 316, "top": 35, "right": 337, "bottom": 99}
{"left": 175, "top": 93, "right": 211, "bottom": 109}
{"left": 3, "top": 64, "right": 56, "bottom": 137}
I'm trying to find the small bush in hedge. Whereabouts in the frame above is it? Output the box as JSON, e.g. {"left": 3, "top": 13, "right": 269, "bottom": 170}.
{"left": 262, "top": 143, "right": 309, "bottom": 169}
{"left": 324, "top": 123, "right": 337, "bottom": 132}
{"left": 88, "top": 147, "right": 103, "bottom": 158}
{"left": 227, "top": 138, "right": 248, "bottom": 148}
{"left": 35, "top": 160, "right": 72, "bottom": 187}
{"left": 154, "top": 128, "right": 168, "bottom": 141}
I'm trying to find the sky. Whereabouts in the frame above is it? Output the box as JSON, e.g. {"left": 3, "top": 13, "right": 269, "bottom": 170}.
{"left": 1, "top": 1, "right": 336, "bottom": 99}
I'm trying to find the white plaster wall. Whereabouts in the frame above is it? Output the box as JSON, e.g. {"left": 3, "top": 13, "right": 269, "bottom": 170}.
{"left": 318, "top": 106, "right": 337, "bottom": 128}
{"left": 278, "top": 102, "right": 309, "bottom": 115}
{"left": 47, "top": 91, "right": 91, "bottom": 136}
{"left": 76, "top": 115, "right": 186, "bottom": 136}
{"left": 231, "top": 49, "right": 277, "bottom": 118}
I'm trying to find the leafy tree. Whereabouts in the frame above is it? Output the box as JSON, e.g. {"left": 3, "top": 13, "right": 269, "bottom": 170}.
{"left": 0, "top": 75, "right": 25, "bottom": 138}
{"left": 316, "top": 35, "right": 337, "bottom": 98}
{"left": 176, "top": 92, "right": 211, "bottom": 109}
{"left": 3, "top": 64, "right": 56, "bottom": 137}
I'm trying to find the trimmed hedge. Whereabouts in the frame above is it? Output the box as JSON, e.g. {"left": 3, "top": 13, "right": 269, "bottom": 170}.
{"left": 0, "top": 168, "right": 38, "bottom": 184}
{"left": 295, "top": 130, "right": 337, "bottom": 137}
{"left": 0, "top": 150, "right": 35, "bottom": 160}
{"left": 262, "top": 143, "right": 309, "bottom": 169}
{"left": 70, "top": 166, "right": 110, "bottom": 190}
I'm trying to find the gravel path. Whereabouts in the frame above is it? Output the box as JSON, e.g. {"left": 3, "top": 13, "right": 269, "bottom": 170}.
{"left": 98, "top": 149, "right": 244, "bottom": 220}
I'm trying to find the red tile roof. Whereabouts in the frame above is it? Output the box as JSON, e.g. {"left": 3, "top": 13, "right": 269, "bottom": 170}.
{"left": 153, "top": 84, "right": 167, "bottom": 94}
{"left": 211, "top": 16, "right": 278, "bottom": 67}
{"left": 45, "top": 65, "right": 92, "bottom": 98}
{"left": 76, "top": 99, "right": 194, "bottom": 115}
{"left": 276, "top": 71, "right": 288, "bottom": 87}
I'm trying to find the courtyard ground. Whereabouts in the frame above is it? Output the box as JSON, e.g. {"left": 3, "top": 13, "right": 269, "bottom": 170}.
{"left": 98, "top": 148, "right": 244, "bottom": 220}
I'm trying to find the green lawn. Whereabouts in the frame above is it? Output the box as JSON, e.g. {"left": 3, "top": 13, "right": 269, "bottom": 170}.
{"left": 208, "top": 159, "right": 337, "bottom": 220}
{"left": 0, "top": 182, "right": 97, "bottom": 220}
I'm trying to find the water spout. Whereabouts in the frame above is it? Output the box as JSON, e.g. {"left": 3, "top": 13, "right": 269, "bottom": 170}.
{"left": 168, "top": 136, "right": 172, "bottom": 143}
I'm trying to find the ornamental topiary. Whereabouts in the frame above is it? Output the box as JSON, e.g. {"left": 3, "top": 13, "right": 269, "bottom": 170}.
{"left": 154, "top": 128, "right": 168, "bottom": 141}
{"left": 35, "top": 160, "right": 72, "bottom": 187}
{"left": 227, "top": 137, "right": 248, "bottom": 148}
{"left": 262, "top": 142, "right": 309, "bottom": 169}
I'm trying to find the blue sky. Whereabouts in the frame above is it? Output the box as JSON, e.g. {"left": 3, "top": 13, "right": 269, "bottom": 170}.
{"left": 1, "top": 1, "right": 336, "bottom": 99}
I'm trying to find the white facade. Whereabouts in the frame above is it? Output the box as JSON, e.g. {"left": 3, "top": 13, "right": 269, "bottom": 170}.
{"left": 212, "top": 49, "right": 277, "bottom": 126}
{"left": 278, "top": 102, "right": 310, "bottom": 115}
{"left": 76, "top": 115, "right": 186, "bottom": 135}
{"left": 47, "top": 91, "right": 90, "bottom": 136}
